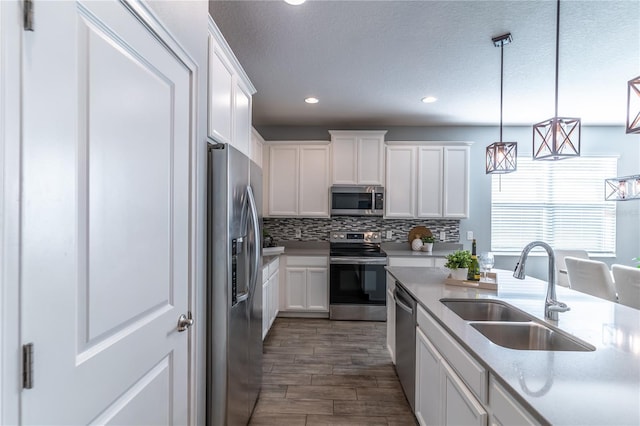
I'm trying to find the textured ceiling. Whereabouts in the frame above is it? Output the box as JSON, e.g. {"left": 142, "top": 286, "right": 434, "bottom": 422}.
{"left": 209, "top": 0, "right": 640, "bottom": 128}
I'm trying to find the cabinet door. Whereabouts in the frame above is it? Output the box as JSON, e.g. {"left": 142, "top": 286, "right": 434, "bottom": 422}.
{"left": 262, "top": 279, "right": 269, "bottom": 340}
{"left": 306, "top": 267, "right": 328, "bottom": 311}
{"left": 358, "top": 135, "right": 384, "bottom": 185}
{"left": 207, "top": 36, "right": 233, "bottom": 144}
{"left": 269, "top": 146, "right": 299, "bottom": 216}
{"left": 489, "top": 375, "right": 539, "bottom": 426}
{"left": 416, "top": 327, "right": 443, "bottom": 426}
{"left": 385, "top": 146, "right": 416, "bottom": 218}
{"left": 417, "top": 146, "right": 443, "bottom": 217}
{"left": 270, "top": 270, "right": 279, "bottom": 325}
{"left": 285, "top": 267, "right": 307, "bottom": 310}
{"left": 443, "top": 146, "right": 470, "bottom": 218}
{"left": 233, "top": 79, "right": 252, "bottom": 157}
{"left": 442, "top": 360, "right": 488, "bottom": 426}
{"left": 299, "top": 145, "right": 330, "bottom": 217}
{"left": 332, "top": 135, "right": 357, "bottom": 184}
{"left": 250, "top": 128, "right": 264, "bottom": 168}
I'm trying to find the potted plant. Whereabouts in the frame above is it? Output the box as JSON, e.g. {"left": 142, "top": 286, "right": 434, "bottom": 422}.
{"left": 421, "top": 235, "right": 436, "bottom": 252}
{"left": 444, "top": 250, "right": 473, "bottom": 280}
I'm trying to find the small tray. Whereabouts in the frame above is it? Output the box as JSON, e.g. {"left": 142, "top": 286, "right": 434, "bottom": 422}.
{"left": 444, "top": 272, "right": 498, "bottom": 290}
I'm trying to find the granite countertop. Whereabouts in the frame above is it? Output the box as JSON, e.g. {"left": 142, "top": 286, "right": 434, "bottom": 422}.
{"left": 386, "top": 266, "right": 640, "bottom": 426}
{"left": 381, "top": 242, "right": 462, "bottom": 258}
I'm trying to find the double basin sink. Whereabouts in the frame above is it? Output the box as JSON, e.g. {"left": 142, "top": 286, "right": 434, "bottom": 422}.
{"left": 440, "top": 299, "right": 595, "bottom": 352}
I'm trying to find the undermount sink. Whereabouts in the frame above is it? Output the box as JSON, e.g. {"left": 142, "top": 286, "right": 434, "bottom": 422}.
{"left": 470, "top": 322, "right": 595, "bottom": 352}
{"left": 441, "top": 299, "right": 532, "bottom": 322}
{"left": 440, "top": 298, "right": 595, "bottom": 352}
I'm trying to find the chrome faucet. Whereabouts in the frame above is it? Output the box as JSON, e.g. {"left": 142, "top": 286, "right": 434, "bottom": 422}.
{"left": 513, "top": 241, "right": 570, "bottom": 321}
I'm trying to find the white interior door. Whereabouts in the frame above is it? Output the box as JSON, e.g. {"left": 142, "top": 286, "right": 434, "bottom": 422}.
{"left": 21, "top": 1, "right": 193, "bottom": 424}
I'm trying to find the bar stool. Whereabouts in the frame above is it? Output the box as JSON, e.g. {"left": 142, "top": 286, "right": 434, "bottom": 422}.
{"left": 565, "top": 257, "right": 617, "bottom": 302}
{"left": 611, "top": 264, "right": 640, "bottom": 309}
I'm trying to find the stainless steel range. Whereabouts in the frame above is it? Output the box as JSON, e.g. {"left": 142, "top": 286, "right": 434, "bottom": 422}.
{"left": 329, "top": 231, "right": 387, "bottom": 321}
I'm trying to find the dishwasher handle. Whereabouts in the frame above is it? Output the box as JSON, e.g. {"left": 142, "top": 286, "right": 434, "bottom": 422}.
{"left": 394, "top": 288, "right": 414, "bottom": 314}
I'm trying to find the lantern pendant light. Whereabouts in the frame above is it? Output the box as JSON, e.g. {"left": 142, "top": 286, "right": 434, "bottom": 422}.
{"left": 627, "top": 75, "right": 640, "bottom": 134}
{"left": 532, "top": 0, "right": 581, "bottom": 161}
{"left": 486, "top": 33, "right": 517, "bottom": 174}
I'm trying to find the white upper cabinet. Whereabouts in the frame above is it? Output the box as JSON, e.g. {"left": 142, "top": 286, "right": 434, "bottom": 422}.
{"left": 268, "top": 145, "right": 299, "bottom": 216}
{"left": 329, "top": 130, "right": 387, "bottom": 185}
{"left": 207, "top": 17, "right": 256, "bottom": 156}
{"left": 267, "top": 143, "right": 330, "bottom": 217}
{"left": 417, "top": 146, "right": 443, "bottom": 217}
{"left": 386, "top": 142, "right": 470, "bottom": 219}
{"left": 385, "top": 145, "right": 416, "bottom": 218}
{"left": 443, "top": 146, "right": 470, "bottom": 218}
{"left": 250, "top": 127, "right": 264, "bottom": 167}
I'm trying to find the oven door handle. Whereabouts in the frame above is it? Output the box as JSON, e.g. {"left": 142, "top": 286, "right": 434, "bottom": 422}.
{"left": 330, "top": 257, "right": 387, "bottom": 265}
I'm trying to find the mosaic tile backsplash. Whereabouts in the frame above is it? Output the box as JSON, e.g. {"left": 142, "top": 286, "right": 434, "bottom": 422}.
{"left": 263, "top": 217, "right": 460, "bottom": 243}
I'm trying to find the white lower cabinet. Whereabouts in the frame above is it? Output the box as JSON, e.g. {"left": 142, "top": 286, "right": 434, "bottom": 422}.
{"left": 414, "top": 304, "right": 540, "bottom": 426}
{"left": 441, "top": 360, "right": 488, "bottom": 426}
{"left": 488, "top": 375, "right": 540, "bottom": 426}
{"left": 415, "top": 327, "right": 443, "bottom": 425}
{"left": 416, "top": 304, "right": 487, "bottom": 426}
{"left": 262, "top": 257, "right": 280, "bottom": 340}
{"left": 281, "top": 256, "right": 328, "bottom": 313}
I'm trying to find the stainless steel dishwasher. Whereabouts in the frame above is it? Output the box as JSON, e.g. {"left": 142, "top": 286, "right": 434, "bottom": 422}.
{"left": 394, "top": 283, "right": 416, "bottom": 412}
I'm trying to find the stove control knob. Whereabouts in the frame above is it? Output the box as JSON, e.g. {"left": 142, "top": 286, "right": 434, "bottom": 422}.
{"left": 340, "top": 234, "right": 345, "bottom": 239}
{"left": 372, "top": 233, "right": 379, "bottom": 239}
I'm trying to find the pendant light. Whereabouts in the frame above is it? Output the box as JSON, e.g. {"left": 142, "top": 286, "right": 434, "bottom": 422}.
{"left": 532, "top": 0, "right": 581, "bottom": 161}
{"left": 486, "top": 33, "right": 517, "bottom": 174}
{"left": 605, "top": 175, "right": 640, "bottom": 201}
{"left": 627, "top": 75, "right": 640, "bottom": 134}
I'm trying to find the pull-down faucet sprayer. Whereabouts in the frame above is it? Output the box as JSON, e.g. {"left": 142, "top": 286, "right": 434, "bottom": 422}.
{"left": 513, "top": 241, "right": 570, "bottom": 321}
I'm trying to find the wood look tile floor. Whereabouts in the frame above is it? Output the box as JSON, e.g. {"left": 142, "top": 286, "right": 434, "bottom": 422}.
{"left": 250, "top": 318, "right": 417, "bottom": 426}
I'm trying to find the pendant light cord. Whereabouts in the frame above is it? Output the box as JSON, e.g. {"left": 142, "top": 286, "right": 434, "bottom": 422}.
{"left": 554, "top": 0, "right": 560, "bottom": 118}
{"left": 500, "top": 42, "right": 504, "bottom": 142}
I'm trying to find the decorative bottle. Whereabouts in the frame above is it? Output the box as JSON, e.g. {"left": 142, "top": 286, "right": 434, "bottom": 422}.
{"left": 468, "top": 239, "right": 481, "bottom": 281}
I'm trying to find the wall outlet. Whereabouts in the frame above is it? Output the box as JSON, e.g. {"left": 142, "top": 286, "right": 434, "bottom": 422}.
{"left": 386, "top": 230, "right": 392, "bottom": 239}
{"left": 295, "top": 228, "right": 301, "bottom": 238}
{"left": 439, "top": 231, "right": 446, "bottom": 241}
{"left": 467, "top": 231, "right": 474, "bottom": 241}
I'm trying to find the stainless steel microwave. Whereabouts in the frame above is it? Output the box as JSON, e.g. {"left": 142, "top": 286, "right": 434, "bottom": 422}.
{"left": 330, "top": 185, "right": 384, "bottom": 216}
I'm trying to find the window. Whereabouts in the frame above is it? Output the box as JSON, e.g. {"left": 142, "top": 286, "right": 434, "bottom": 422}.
{"left": 491, "top": 156, "right": 617, "bottom": 255}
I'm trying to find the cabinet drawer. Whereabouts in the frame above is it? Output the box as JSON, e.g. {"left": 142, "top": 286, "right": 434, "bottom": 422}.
{"left": 417, "top": 305, "right": 487, "bottom": 403}
{"left": 286, "top": 256, "right": 327, "bottom": 267}
{"left": 388, "top": 257, "right": 435, "bottom": 267}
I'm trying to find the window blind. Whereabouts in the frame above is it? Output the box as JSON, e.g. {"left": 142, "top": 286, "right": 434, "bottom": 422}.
{"left": 491, "top": 156, "right": 617, "bottom": 255}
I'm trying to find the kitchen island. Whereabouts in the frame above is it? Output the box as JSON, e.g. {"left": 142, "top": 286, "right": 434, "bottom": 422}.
{"left": 387, "top": 266, "right": 640, "bottom": 426}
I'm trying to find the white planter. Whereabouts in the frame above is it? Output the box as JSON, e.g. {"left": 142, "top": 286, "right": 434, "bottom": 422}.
{"left": 450, "top": 268, "right": 468, "bottom": 280}
{"left": 421, "top": 243, "right": 433, "bottom": 252}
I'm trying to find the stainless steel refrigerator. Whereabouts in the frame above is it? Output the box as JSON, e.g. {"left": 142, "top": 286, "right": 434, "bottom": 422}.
{"left": 207, "top": 142, "right": 263, "bottom": 426}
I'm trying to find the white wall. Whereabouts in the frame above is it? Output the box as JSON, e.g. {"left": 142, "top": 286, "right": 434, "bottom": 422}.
{"left": 258, "top": 124, "right": 640, "bottom": 280}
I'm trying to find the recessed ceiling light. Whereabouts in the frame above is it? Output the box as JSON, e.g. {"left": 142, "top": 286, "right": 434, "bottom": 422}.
{"left": 304, "top": 97, "right": 319, "bottom": 104}
{"left": 284, "top": 0, "right": 306, "bottom": 5}
{"left": 421, "top": 96, "right": 438, "bottom": 103}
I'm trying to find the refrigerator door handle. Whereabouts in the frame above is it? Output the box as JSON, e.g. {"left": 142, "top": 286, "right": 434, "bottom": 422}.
{"left": 246, "top": 185, "right": 261, "bottom": 294}
{"left": 236, "top": 292, "right": 249, "bottom": 303}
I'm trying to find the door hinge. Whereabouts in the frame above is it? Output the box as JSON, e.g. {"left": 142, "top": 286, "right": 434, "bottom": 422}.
{"left": 23, "top": 343, "right": 34, "bottom": 389}
{"left": 23, "top": 0, "right": 34, "bottom": 31}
